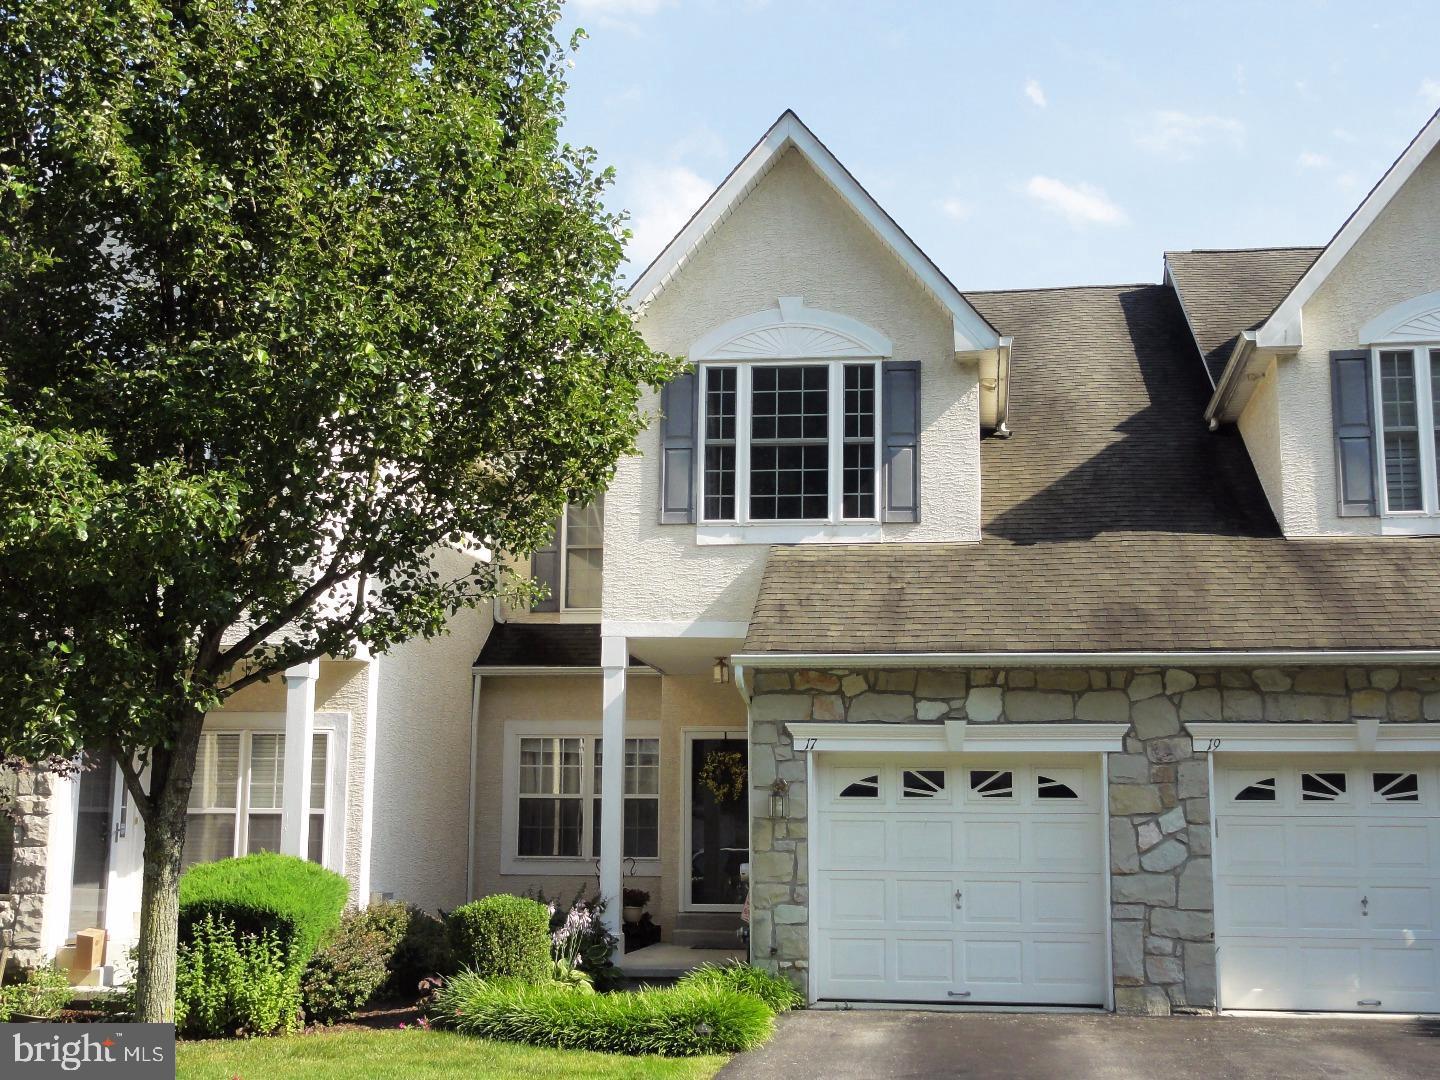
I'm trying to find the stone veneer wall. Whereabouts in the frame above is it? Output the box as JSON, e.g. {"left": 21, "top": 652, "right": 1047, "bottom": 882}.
{"left": 3, "top": 770, "right": 56, "bottom": 972}
{"left": 747, "top": 664, "right": 1440, "bottom": 1013}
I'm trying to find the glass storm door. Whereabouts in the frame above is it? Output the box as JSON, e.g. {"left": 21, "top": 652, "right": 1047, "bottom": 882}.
{"left": 68, "top": 751, "right": 116, "bottom": 938}
{"left": 688, "top": 736, "right": 749, "bottom": 909}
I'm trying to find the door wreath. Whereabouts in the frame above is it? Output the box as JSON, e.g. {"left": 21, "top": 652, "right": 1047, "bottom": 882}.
{"left": 699, "top": 749, "right": 747, "bottom": 804}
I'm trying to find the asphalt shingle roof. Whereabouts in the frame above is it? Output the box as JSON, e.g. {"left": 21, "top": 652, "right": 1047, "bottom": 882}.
{"left": 475, "top": 623, "right": 644, "bottom": 668}
{"left": 1164, "top": 247, "right": 1321, "bottom": 385}
{"left": 743, "top": 282, "right": 1440, "bottom": 656}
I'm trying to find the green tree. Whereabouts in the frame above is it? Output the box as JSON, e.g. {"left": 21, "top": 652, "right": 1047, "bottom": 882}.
{"left": 0, "top": 0, "right": 673, "bottom": 1022}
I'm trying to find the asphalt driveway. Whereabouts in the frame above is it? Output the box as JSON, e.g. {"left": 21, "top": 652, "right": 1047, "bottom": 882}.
{"left": 719, "top": 1009, "right": 1440, "bottom": 1079}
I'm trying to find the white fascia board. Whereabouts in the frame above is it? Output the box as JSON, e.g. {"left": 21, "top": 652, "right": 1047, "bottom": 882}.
{"left": 1189, "top": 722, "right": 1440, "bottom": 754}
{"left": 732, "top": 649, "right": 1440, "bottom": 668}
{"left": 626, "top": 111, "right": 999, "bottom": 352}
{"left": 786, "top": 721, "right": 1128, "bottom": 754}
{"left": 469, "top": 665, "right": 659, "bottom": 676}
{"left": 602, "top": 619, "right": 750, "bottom": 639}
{"left": 1256, "top": 108, "right": 1440, "bottom": 349}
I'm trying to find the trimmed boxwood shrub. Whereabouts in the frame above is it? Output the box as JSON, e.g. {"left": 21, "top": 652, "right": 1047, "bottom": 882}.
{"left": 447, "top": 895, "right": 551, "bottom": 983}
{"left": 180, "top": 852, "right": 348, "bottom": 969}
{"left": 178, "top": 852, "right": 347, "bottom": 1035}
{"left": 679, "top": 961, "right": 805, "bottom": 1013}
{"left": 432, "top": 972, "right": 774, "bottom": 1056}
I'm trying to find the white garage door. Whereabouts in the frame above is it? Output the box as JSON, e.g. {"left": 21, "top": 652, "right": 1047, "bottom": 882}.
{"left": 812, "top": 755, "right": 1107, "bottom": 1005}
{"left": 1216, "top": 758, "right": 1440, "bottom": 1012}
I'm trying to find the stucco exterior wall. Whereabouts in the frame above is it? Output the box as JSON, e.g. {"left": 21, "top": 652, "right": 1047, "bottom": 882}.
{"left": 368, "top": 605, "right": 493, "bottom": 915}
{"left": 469, "top": 673, "right": 745, "bottom": 940}
{"left": 606, "top": 147, "right": 982, "bottom": 625}
{"left": 1236, "top": 354, "right": 1285, "bottom": 524}
{"left": 1276, "top": 143, "right": 1440, "bottom": 536}
{"left": 746, "top": 664, "right": 1437, "bottom": 1013}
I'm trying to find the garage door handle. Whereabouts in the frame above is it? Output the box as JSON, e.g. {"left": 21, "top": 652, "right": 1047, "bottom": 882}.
{"left": 948, "top": 991, "right": 971, "bottom": 998}
{"left": 1361, "top": 895, "right": 1368, "bottom": 917}
{"left": 954, "top": 890, "right": 963, "bottom": 909}
{"left": 1358, "top": 999, "right": 1381, "bottom": 1008}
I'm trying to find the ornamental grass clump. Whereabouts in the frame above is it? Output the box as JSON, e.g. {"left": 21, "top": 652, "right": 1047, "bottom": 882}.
{"left": 431, "top": 972, "right": 774, "bottom": 1057}
{"left": 678, "top": 961, "right": 805, "bottom": 1013}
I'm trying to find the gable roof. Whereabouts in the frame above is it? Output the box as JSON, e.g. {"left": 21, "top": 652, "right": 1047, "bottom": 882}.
{"left": 626, "top": 111, "right": 1000, "bottom": 354}
{"left": 1255, "top": 108, "right": 1440, "bottom": 349}
{"left": 1165, "top": 247, "right": 1320, "bottom": 385}
{"left": 736, "top": 284, "right": 1440, "bottom": 658}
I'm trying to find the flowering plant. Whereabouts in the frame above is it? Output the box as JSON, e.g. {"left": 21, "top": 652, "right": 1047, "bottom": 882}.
{"left": 523, "top": 886, "right": 618, "bottom": 976}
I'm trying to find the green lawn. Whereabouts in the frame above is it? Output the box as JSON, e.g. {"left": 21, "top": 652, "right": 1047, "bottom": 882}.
{"left": 177, "top": 1028, "right": 728, "bottom": 1080}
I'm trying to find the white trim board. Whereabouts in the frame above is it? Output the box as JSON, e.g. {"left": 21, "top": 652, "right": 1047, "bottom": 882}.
{"left": 1187, "top": 721, "right": 1440, "bottom": 754}
{"left": 786, "top": 722, "right": 1128, "bottom": 754}
{"left": 625, "top": 110, "right": 999, "bottom": 355}
{"left": 733, "top": 649, "right": 1440, "bottom": 669}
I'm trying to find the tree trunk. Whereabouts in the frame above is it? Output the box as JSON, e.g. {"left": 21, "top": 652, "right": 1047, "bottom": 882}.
{"left": 131, "top": 707, "right": 206, "bottom": 1024}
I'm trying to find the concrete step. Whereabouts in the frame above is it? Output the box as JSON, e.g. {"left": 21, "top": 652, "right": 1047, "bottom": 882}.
{"left": 672, "top": 915, "right": 745, "bottom": 949}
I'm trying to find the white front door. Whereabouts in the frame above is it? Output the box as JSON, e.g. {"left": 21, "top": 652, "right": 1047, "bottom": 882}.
{"left": 812, "top": 754, "right": 1107, "bottom": 1005}
{"left": 1215, "top": 757, "right": 1440, "bottom": 1012}
{"left": 103, "top": 763, "right": 146, "bottom": 970}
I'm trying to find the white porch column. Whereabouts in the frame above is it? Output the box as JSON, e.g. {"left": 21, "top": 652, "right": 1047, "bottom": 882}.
{"left": 599, "top": 635, "right": 627, "bottom": 948}
{"left": 280, "top": 661, "right": 319, "bottom": 858}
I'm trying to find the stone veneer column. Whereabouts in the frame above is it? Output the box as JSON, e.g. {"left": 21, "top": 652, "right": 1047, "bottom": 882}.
{"left": 1107, "top": 670, "right": 1215, "bottom": 1014}
{"left": 4, "top": 769, "right": 57, "bottom": 970}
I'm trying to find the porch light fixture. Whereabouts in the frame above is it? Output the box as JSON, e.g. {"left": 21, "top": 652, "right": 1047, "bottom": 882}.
{"left": 713, "top": 657, "right": 731, "bottom": 685}
{"left": 769, "top": 778, "right": 789, "bottom": 819}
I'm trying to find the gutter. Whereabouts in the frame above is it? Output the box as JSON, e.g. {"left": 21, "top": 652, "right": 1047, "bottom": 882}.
{"left": 730, "top": 649, "right": 1440, "bottom": 669}
{"left": 468, "top": 664, "right": 659, "bottom": 676}
{"left": 1203, "top": 331, "right": 1256, "bottom": 429}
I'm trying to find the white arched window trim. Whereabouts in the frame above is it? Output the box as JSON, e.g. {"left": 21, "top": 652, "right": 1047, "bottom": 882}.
{"left": 1360, "top": 292, "right": 1440, "bottom": 530}
{"left": 689, "top": 297, "right": 892, "bottom": 361}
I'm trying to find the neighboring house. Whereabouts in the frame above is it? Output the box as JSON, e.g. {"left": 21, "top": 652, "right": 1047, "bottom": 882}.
{"left": 7, "top": 107, "right": 1440, "bottom": 1017}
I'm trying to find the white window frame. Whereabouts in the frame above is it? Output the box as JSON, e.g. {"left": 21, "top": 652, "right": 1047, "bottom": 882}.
{"left": 530, "top": 499, "right": 604, "bottom": 614}
{"left": 696, "top": 359, "right": 882, "bottom": 527}
{"left": 185, "top": 712, "right": 349, "bottom": 874}
{"left": 500, "top": 719, "right": 661, "bottom": 876}
{"left": 1371, "top": 343, "right": 1440, "bottom": 526}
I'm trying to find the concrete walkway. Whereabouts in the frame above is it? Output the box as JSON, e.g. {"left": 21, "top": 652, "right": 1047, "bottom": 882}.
{"left": 720, "top": 1009, "right": 1440, "bottom": 1079}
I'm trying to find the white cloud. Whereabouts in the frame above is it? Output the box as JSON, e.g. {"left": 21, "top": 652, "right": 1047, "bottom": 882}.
{"left": 1421, "top": 78, "right": 1440, "bottom": 109}
{"left": 668, "top": 126, "right": 727, "bottom": 163}
{"left": 1331, "top": 127, "right": 1357, "bottom": 143}
{"left": 939, "top": 196, "right": 975, "bottom": 222}
{"left": 623, "top": 163, "right": 714, "bottom": 270}
{"left": 1297, "top": 150, "right": 1331, "bottom": 169}
{"left": 1023, "top": 79, "right": 1047, "bottom": 109}
{"left": 1134, "top": 110, "right": 1245, "bottom": 160}
{"left": 1335, "top": 171, "right": 1364, "bottom": 193}
{"left": 1024, "top": 176, "right": 1128, "bottom": 228}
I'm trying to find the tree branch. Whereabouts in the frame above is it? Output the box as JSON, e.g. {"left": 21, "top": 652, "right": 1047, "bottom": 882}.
{"left": 108, "top": 737, "right": 154, "bottom": 824}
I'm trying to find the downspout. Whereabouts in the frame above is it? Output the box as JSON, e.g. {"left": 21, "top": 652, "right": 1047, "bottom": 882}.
{"left": 995, "top": 336, "right": 1014, "bottom": 437}
{"left": 465, "top": 672, "right": 482, "bottom": 903}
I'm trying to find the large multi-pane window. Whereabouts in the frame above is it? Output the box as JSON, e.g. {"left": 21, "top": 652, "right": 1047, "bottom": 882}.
{"left": 700, "top": 361, "right": 879, "bottom": 523}
{"left": 182, "top": 730, "right": 329, "bottom": 871}
{"left": 1376, "top": 347, "right": 1440, "bottom": 515}
{"left": 515, "top": 735, "right": 659, "bottom": 861}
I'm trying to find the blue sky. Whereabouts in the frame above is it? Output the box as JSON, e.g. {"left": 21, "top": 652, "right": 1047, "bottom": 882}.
{"left": 557, "top": 0, "right": 1440, "bottom": 291}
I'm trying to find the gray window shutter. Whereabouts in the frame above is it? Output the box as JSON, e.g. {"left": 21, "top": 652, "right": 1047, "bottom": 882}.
{"left": 530, "top": 518, "right": 561, "bottom": 611}
{"left": 659, "top": 369, "right": 697, "bottom": 524}
{"left": 1331, "top": 349, "right": 1378, "bottom": 517}
{"left": 882, "top": 361, "right": 921, "bottom": 523}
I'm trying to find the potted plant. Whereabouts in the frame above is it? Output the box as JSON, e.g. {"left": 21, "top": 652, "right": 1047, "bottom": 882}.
{"left": 621, "top": 888, "right": 650, "bottom": 926}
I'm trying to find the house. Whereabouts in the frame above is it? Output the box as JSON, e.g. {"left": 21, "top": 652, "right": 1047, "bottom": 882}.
{"left": 7, "top": 106, "right": 1440, "bottom": 1016}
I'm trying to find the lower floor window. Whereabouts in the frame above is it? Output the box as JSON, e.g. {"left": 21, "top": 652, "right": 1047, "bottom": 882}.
{"left": 516, "top": 735, "right": 659, "bottom": 860}
{"left": 182, "top": 730, "right": 329, "bottom": 871}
